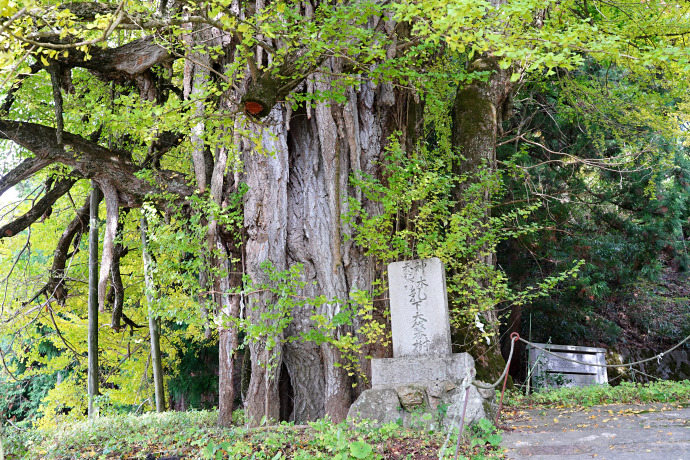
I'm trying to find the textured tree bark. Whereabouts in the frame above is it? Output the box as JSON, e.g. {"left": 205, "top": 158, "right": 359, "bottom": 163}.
{"left": 218, "top": 324, "right": 238, "bottom": 425}
{"left": 109, "top": 213, "right": 129, "bottom": 330}
{"left": 213, "top": 152, "right": 242, "bottom": 427}
{"left": 214, "top": 219, "right": 241, "bottom": 427}
{"left": 451, "top": 57, "right": 513, "bottom": 382}
{"left": 97, "top": 180, "right": 120, "bottom": 313}
{"left": 184, "top": 17, "right": 215, "bottom": 194}
{"left": 340, "top": 85, "right": 399, "bottom": 393}
{"left": 242, "top": 107, "right": 289, "bottom": 424}
{"left": 240, "top": 67, "right": 402, "bottom": 422}
{"left": 180, "top": 15, "right": 244, "bottom": 425}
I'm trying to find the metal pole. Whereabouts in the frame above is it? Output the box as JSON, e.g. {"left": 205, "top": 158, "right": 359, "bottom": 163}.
{"left": 87, "top": 182, "right": 101, "bottom": 419}
{"left": 141, "top": 215, "right": 166, "bottom": 412}
{"left": 453, "top": 385, "right": 471, "bottom": 460}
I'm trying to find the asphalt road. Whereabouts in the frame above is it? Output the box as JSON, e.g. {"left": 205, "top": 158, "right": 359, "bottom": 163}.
{"left": 500, "top": 403, "right": 690, "bottom": 459}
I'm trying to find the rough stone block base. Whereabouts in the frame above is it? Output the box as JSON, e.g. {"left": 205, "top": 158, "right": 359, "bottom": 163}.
{"left": 347, "top": 380, "right": 497, "bottom": 430}
{"left": 371, "top": 353, "right": 474, "bottom": 386}
{"left": 350, "top": 352, "right": 496, "bottom": 429}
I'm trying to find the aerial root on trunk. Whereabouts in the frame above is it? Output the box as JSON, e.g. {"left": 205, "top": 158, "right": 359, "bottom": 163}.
{"left": 98, "top": 180, "right": 119, "bottom": 312}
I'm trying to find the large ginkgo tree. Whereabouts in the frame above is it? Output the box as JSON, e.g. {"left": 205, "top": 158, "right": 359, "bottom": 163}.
{"left": 0, "top": 0, "right": 688, "bottom": 426}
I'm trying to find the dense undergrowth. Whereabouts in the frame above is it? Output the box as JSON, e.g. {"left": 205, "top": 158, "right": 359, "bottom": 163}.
{"left": 2, "top": 410, "right": 503, "bottom": 460}
{"left": 504, "top": 380, "right": 690, "bottom": 409}
{"left": 6, "top": 381, "right": 690, "bottom": 459}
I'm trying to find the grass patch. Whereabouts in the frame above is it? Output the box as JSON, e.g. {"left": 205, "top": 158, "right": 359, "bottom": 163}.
{"left": 503, "top": 380, "right": 690, "bottom": 409}
{"left": 2, "top": 410, "right": 505, "bottom": 459}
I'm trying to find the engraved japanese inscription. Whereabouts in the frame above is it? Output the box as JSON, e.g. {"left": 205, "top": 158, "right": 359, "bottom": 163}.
{"left": 388, "top": 257, "right": 452, "bottom": 357}
{"left": 404, "top": 260, "right": 431, "bottom": 353}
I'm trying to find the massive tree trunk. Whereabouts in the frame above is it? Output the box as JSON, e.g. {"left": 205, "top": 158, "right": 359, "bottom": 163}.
{"left": 451, "top": 57, "right": 513, "bottom": 382}
{"left": 241, "top": 73, "right": 401, "bottom": 423}
{"left": 170, "top": 5, "right": 406, "bottom": 423}
{"left": 242, "top": 107, "right": 290, "bottom": 424}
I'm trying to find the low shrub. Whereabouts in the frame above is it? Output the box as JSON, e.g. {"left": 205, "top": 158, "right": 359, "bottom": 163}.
{"left": 504, "top": 379, "right": 690, "bottom": 408}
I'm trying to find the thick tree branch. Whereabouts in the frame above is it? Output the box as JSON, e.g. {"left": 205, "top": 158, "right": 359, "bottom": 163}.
{"left": 0, "top": 119, "right": 194, "bottom": 206}
{"left": 48, "top": 62, "right": 65, "bottom": 144}
{"left": 24, "top": 36, "right": 175, "bottom": 101}
{"left": 48, "top": 193, "right": 93, "bottom": 305}
{"left": 31, "top": 36, "right": 175, "bottom": 79}
{"left": 0, "top": 63, "right": 42, "bottom": 115}
{"left": 0, "top": 176, "right": 76, "bottom": 238}
{"left": 0, "top": 157, "right": 53, "bottom": 197}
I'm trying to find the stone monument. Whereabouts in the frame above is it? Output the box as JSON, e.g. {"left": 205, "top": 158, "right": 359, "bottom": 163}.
{"left": 389, "top": 258, "right": 452, "bottom": 357}
{"left": 348, "top": 258, "right": 496, "bottom": 429}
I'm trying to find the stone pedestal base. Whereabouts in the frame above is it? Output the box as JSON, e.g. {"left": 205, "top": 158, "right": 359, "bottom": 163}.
{"left": 349, "top": 353, "right": 497, "bottom": 429}
{"left": 371, "top": 353, "right": 474, "bottom": 386}
{"left": 347, "top": 380, "right": 496, "bottom": 430}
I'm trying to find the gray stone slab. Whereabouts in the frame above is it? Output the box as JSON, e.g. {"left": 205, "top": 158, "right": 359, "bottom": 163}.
{"left": 388, "top": 258, "right": 452, "bottom": 357}
{"left": 371, "top": 352, "right": 473, "bottom": 386}
{"left": 529, "top": 343, "right": 608, "bottom": 389}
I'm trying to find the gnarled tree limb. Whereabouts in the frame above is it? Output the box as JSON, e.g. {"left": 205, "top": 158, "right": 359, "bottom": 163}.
{"left": 0, "top": 119, "right": 194, "bottom": 205}
{"left": 48, "top": 62, "right": 65, "bottom": 145}
{"left": 0, "top": 156, "right": 53, "bottom": 197}
{"left": 24, "top": 36, "right": 175, "bottom": 101}
{"left": 48, "top": 193, "right": 94, "bottom": 305}
{"left": 0, "top": 176, "right": 76, "bottom": 238}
